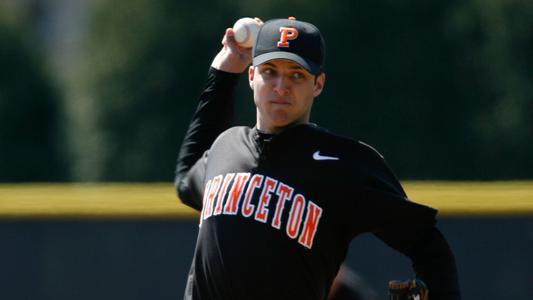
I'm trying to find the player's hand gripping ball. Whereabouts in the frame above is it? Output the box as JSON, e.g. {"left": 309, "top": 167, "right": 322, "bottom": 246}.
{"left": 232, "top": 17, "right": 262, "bottom": 48}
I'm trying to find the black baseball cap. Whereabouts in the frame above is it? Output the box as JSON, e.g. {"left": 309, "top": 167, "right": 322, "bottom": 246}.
{"left": 253, "top": 17, "right": 325, "bottom": 75}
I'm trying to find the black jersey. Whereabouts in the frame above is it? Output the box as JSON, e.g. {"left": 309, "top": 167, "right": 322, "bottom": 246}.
{"left": 176, "top": 68, "right": 460, "bottom": 300}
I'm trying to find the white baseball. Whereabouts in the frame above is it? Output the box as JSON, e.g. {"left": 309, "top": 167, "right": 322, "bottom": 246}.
{"left": 232, "top": 17, "right": 261, "bottom": 48}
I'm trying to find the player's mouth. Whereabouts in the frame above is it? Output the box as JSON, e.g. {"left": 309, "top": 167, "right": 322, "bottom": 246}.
{"left": 269, "top": 98, "right": 291, "bottom": 105}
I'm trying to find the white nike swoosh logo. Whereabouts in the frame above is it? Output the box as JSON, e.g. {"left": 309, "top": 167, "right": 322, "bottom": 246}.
{"left": 312, "top": 151, "right": 339, "bottom": 161}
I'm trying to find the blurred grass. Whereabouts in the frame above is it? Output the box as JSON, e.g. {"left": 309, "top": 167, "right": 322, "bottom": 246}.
{"left": 0, "top": 181, "right": 531, "bottom": 220}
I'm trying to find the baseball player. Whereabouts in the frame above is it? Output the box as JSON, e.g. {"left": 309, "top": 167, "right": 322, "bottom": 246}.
{"left": 175, "top": 17, "right": 461, "bottom": 300}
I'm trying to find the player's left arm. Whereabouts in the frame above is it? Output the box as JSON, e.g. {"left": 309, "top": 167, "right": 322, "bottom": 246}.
{"left": 376, "top": 225, "right": 461, "bottom": 300}
{"left": 354, "top": 143, "right": 461, "bottom": 300}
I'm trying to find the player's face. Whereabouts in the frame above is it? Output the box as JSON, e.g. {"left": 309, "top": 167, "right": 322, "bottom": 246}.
{"left": 248, "top": 59, "right": 325, "bottom": 134}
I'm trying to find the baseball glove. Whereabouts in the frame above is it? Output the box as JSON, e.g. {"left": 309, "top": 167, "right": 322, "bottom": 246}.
{"left": 388, "top": 279, "right": 429, "bottom": 300}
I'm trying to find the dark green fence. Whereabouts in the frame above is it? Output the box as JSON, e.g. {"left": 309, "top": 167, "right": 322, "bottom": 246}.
{"left": 1, "top": 217, "right": 532, "bottom": 300}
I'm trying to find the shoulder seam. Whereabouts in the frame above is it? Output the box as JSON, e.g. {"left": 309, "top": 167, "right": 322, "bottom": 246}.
{"left": 357, "top": 140, "right": 385, "bottom": 159}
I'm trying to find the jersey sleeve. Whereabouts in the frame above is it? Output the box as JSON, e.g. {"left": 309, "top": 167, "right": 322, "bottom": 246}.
{"left": 352, "top": 143, "right": 461, "bottom": 300}
{"left": 175, "top": 67, "right": 241, "bottom": 211}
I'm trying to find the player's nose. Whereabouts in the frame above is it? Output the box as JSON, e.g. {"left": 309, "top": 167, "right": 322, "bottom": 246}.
{"left": 273, "top": 76, "right": 290, "bottom": 95}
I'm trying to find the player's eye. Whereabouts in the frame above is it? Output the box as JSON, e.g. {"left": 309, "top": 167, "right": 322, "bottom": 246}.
{"left": 291, "top": 72, "right": 305, "bottom": 80}
{"left": 261, "top": 68, "right": 276, "bottom": 77}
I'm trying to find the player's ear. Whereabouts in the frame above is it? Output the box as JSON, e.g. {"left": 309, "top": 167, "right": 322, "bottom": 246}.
{"left": 248, "top": 66, "right": 255, "bottom": 89}
{"left": 312, "top": 73, "right": 326, "bottom": 98}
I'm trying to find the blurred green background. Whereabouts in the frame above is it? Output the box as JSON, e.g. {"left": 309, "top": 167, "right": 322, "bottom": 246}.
{"left": 1, "top": 0, "right": 532, "bottom": 182}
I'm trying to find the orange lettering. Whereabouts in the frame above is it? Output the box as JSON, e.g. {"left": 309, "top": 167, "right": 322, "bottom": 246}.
{"left": 286, "top": 194, "right": 305, "bottom": 239}
{"left": 277, "top": 27, "right": 299, "bottom": 47}
{"left": 213, "top": 173, "right": 235, "bottom": 215}
{"left": 255, "top": 177, "right": 278, "bottom": 223}
{"left": 199, "top": 180, "right": 212, "bottom": 226}
{"left": 223, "top": 173, "right": 251, "bottom": 215}
{"left": 242, "top": 174, "right": 264, "bottom": 217}
{"left": 298, "top": 201, "right": 323, "bottom": 249}
{"left": 203, "top": 175, "right": 222, "bottom": 219}
{"left": 272, "top": 183, "right": 294, "bottom": 229}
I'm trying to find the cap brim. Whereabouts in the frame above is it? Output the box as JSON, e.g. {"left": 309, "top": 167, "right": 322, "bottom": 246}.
{"left": 253, "top": 52, "right": 320, "bottom": 75}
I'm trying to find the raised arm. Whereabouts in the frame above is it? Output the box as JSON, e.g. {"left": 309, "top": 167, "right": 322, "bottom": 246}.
{"left": 175, "top": 28, "right": 253, "bottom": 210}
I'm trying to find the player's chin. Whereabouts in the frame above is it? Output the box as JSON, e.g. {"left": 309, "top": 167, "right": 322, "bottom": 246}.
{"left": 264, "top": 116, "right": 289, "bottom": 129}
{"left": 270, "top": 115, "right": 306, "bottom": 129}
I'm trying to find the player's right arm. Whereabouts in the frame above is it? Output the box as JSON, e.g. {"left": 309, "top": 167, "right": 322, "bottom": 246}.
{"left": 175, "top": 28, "right": 251, "bottom": 210}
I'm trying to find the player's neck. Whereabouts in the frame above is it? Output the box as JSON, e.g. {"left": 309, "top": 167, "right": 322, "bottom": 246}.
{"left": 256, "top": 113, "right": 311, "bottom": 134}
{"left": 256, "top": 121, "right": 310, "bottom": 134}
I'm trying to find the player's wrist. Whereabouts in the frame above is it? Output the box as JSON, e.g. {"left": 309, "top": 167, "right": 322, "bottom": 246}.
{"left": 211, "top": 50, "right": 250, "bottom": 73}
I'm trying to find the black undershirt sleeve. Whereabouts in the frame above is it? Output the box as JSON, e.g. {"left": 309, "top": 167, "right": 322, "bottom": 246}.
{"left": 175, "top": 67, "right": 241, "bottom": 210}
